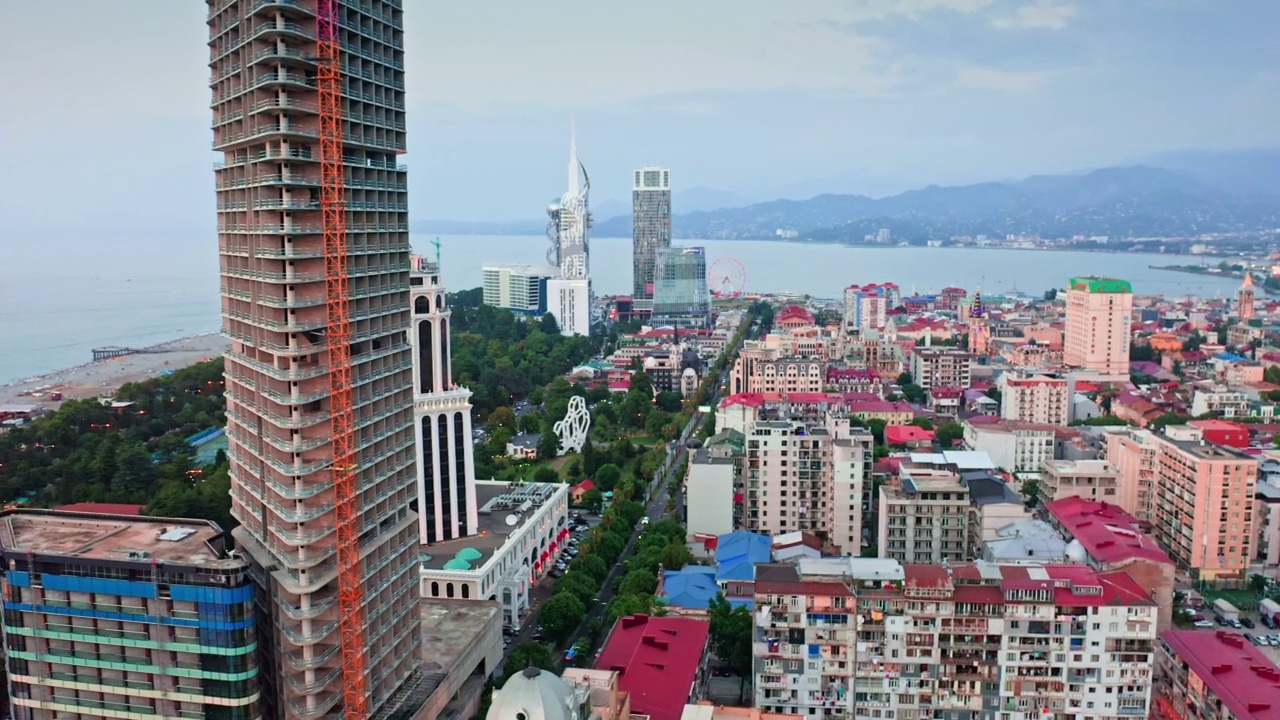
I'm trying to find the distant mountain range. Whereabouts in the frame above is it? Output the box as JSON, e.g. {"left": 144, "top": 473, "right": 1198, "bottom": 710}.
{"left": 414, "top": 149, "right": 1280, "bottom": 241}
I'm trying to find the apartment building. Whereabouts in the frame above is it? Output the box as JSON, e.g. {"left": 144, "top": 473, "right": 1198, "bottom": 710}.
{"left": 1155, "top": 630, "right": 1280, "bottom": 720}
{"left": 1064, "top": 277, "right": 1133, "bottom": 376}
{"left": 1189, "top": 386, "right": 1251, "bottom": 417}
{"left": 1040, "top": 459, "right": 1121, "bottom": 505}
{"left": 1103, "top": 428, "right": 1158, "bottom": 523}
{"left": 754, "top": 558, "right": 1159, "bottom": 720}
{"left": 911, "top": 348, "right": 974, "bottom": 392}
{"left": 750, "top": 359, "right": 826, "bottom": 395}
{"left": 741, "top": 417, "right": 871, "bottom": 555}
{"left": 1000, "top": 371, "right": 1070, "bottom": 426}
{"left": 878, "top": 467, "right": 972, "bottom": 563}
{"left": 1152, "top": 429, "right": 1258, "bottom": 580}
{"left": 481, "top": 263, "right": 556, "bottom": 315}
{"left": 963, "top": 418, "right": 1057, "bottom": 474}
{"left": 0, "top": 510, "right": 257, "bottom": 720}
{"left": 1045, "top": 496, "right": 1176, "bottom": 630}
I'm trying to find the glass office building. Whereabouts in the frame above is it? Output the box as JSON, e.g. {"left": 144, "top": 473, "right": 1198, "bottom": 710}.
{"left": 651, "top": 246, "right": 711, "bottom": 329}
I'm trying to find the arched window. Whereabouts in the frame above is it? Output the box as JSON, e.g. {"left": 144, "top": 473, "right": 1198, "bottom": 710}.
{"left": 430, "top": 581, "right": 439, "bottom": 597}
{"left": 415, "top": 296, "right": 429, "bottom": 314}
{"left": 436, "top": 294, "right": 445, "bottom": 311}
{"left": 446, "top": 582, "right": 455, "bottom": 598}
{"left": 461, "top": 584, "right": 470, "bottom": 599}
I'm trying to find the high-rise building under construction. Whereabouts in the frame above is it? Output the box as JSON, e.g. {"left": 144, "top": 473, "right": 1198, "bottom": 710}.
{"left": 208, "top": 1, "right": 423, "bottom": 718}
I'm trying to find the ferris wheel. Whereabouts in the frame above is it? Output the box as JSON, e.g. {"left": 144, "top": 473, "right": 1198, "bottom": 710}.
{"left": 708, "top": 256, "right": 747, "bottom": 298}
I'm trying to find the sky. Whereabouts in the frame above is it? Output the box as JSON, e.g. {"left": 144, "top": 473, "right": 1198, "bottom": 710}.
{"left": 0, "top": 0, "right": 1277, "bottom": 230}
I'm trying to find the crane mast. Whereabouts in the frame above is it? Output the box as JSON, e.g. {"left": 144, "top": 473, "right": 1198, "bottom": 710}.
{"left": 317, "top": 0, "right": 369, "bottom": 717}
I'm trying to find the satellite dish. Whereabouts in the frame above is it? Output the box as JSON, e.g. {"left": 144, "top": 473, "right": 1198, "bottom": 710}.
{"left": 505, "top": 514, "right": 520, "bottom": 526}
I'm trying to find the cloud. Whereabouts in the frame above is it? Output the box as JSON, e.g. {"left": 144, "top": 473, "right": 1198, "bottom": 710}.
{"left": 954, "top": 64, "right": 1054, "bottom": 92}
{"left": 993, "top": 1, "right": 1079, "bottom": 30}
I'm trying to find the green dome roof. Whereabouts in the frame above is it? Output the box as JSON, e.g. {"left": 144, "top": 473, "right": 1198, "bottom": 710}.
{"left": 442, "top": 558, "right": 471, "bottom": 570}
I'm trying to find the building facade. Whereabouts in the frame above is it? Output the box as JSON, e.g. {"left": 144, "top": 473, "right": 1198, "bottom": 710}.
{"left": 754, "top": 558, "right": 1158, "bottom": 720}
{"left": 1039, "top": 459, "right": 1121, "bottom": 505}
{"left": 632, "top": 166, "right": 672, "bottom": 315}
{"left": 1103, "top": 429, "right": 1159, "bottom": 523}
{"left": 1238, "top": 272, "right": 1256, "bottom": 319}
{"left": 410, "top": 256, "right": 478, "bottom": 544}
{"left": 1064, "top": 277, "right": 1133, "bottom": 376}
{"left": 481, "top": 263, "right": 556, "bottom": 315}
{"left": 209, "top": 2, "right": 423, "bottom": 716}
{"left": 0, "top": 510, "right": 258, "bottom": 720}
{"left": 842, "top": 284, "right": 891, "bottom": 333}
{"left": 1000, "top": 371, "right": 1070, "bottom": 426}
{"left": 419, "top": 482, "right": 570, "bottom": 630}
{"left": 911, "top": 348, "right": 974, "bottom": 392}
{"left": 962, "top": 419, "right": 1057, "bottom": 474}
{"left": 652, "top": 246, "right": 712, "bottom": 329}
{"left": 878, "top": 471, "right": 972, "bottom": 563}
{"left": 1152, "top": 430, "right": 1258, "bottom": 580}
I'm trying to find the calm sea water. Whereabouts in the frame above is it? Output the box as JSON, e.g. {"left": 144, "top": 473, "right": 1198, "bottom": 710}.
{"left": 0, "top": 232, "right": 1241, "bottom": 383}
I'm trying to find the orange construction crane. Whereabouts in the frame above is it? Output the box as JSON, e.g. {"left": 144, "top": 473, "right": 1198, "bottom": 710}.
{"left": 317, "top": 1, "right": 369, "bottom": 717}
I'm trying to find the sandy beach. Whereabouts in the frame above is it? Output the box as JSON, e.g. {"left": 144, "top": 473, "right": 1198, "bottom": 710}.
{"left": 0, "top": 333, "right": 230, "bottom": 409}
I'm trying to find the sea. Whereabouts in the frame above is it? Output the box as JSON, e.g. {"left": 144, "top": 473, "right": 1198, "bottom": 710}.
{"left": 0, "top": 233, "right": 1244, "bottom": 384}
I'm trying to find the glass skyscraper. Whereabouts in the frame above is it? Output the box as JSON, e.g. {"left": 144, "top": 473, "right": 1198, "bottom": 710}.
{"left": 651, "top": 246, "right": 711, "bottom": 329}
{"left": 631, "top": 167, "right": 671, "bottom": 314}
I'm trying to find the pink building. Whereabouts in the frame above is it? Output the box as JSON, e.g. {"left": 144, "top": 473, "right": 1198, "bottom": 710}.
{"left": 1152, "top": 430, "right": 1258, "bottom": 580}
{"left": 1064, "top": 276, "right": 1133, "bottom": 376}
{"left": 1104, "top": 428, "right": 1159, "bottom": 523}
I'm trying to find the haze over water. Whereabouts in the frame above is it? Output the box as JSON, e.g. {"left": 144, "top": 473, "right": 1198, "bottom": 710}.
{"left": 0, "top": 233, "right": 1243, "bottom": 384}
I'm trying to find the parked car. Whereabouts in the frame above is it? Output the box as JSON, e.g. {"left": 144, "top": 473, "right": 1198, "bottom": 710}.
{"left": 1263, "top": 615, "right": 1276, "bottom": 629}
{"left": 1242, "top": 617, "right": 1257, "bottom": 629}
{"left": 1230, "top": 620, "right": 1243, "bottom": 629}
{"left": 1194, "top": 620, "right": 1214, "bottom": 628}
{"left": 1215, "top": 615, "right": 1230, "bottom": 627}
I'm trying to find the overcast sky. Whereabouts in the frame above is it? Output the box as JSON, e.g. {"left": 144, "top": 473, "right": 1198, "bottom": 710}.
{"left": 0, "top": 0, "right": 1277, "bottom": 228}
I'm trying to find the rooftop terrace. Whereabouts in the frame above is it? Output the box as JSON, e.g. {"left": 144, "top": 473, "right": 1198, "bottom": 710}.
{"left": 421, "top": 481, "right": 565, "bottom": 572}
{"left": 0, "top": 510, "right": 230, "bottom": 567}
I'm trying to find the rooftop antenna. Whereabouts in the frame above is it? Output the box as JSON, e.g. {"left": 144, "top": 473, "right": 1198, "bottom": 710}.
{"left": 431, "top": 237, "right": 442, "bottom": 266}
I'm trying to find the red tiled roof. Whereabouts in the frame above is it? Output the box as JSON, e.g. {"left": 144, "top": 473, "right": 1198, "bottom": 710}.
{"left": 951, "top": 585, "right": 1004, "bottom": 604}
{"left": 1160, "top": 630, "right": 1280, "bottom": 720}
{"left": 776, "top": 305, "right": 815, "bottom": 324}
{"left": 1045, "top": 497, "right": 1173, "bottom": 566}
{"left": 572, "top": 479, "right": 596, "bottom": 493}
{"left": 53, "top": 503, "right": 146, "bottom": 516}
{"left": 847, "top": 400, "right": 914, "bottom": 414}
{"left": 755, "top": 580, "right": 854, "bottom": 597}
{"left": 885, "top": 425, "right": 936, "bottom": 444}
{"left": 595, "top": 615, "right": 711, "bottom": 720}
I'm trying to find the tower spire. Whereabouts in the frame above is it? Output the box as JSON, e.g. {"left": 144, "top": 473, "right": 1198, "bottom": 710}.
{"left": 568, "top": 117, "right": 580, "bottom": 196}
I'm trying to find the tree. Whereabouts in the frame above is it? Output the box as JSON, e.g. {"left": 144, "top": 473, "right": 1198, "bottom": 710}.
{"left": 654, "top": 391, "right": 684, "bottom": 413}
{"left": 900, "top": 383, "right": 925, "bottom": 404}
{"left": 1020, "top": 477, "right": 1040, "bottom": 507}
{"left": 503, "top": 641, "right": 556, "bottom": 682}
{"left": 596, "top": 532, "right": 627, "bottom": 565}
{"left": 910, "top": 417, "right": 934, "bottom": 431}
{"left": 538, "top": 593, "right": 585, "bottom": 644}
{"left": 536, "top": 424, "right": 561, "bottom": 462}
{"left": 556, "top": 572, "right": 599, "bottom": 607}
{"left": 607, "top": 594, "right": 655, "bottom": 624}
{"left": 539, "top": 312, "right": 561, "bottom": 335}
{"left": 581, "top": 436, "right": 599, "bottom": 476}
{"left": 488, "top": 407, "right": 518, "bottom": 434}
{"left": 708, "top": 594, "right": 754, "bottom": 700}
{"left": 580, "top": 488, "right": 604, "bottom": 513}
{"left": 618, "top": 568, "right": 658, "bottom": 597}
{"left": 896, "top": 372, "right": 913, "bottom": 386}
{"left": 533, "top": 466, "right": 560, "bottom": 484}
{"left": 572, "top": 554, "right": 609, "bottom": 583}
{"left": 935, "top": 422, "right": 964, "bottom": 447}
{"left": 518, "top": 411, "right": 543, "bottom": 434}
{"left": 865, "top": 418, "right": 887, "bottom": 446}
{"left": 594, "top": 463, "right": 623, "bottom": 492}
{"left": 659, "top": 542, "right": 694, "bottom": 570}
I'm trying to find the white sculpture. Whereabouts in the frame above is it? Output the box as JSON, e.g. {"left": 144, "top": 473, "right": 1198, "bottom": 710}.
{"left": 554, "top": 395, "right": 591, "bottom": 455}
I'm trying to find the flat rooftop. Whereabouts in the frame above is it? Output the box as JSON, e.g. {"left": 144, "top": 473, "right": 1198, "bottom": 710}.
{"left": 419, "top": 598, "right": 501, "bottom": 676}
{"left": 421, "top": 482, "right": 563, "bottom": 572}
{"left": 0, "top": 510, "right": 229, "bottom": 567}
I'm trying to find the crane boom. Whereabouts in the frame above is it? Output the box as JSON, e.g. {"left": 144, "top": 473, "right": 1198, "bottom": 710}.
{"left": 317, "top": 0, "right": 370, "bottom": 717}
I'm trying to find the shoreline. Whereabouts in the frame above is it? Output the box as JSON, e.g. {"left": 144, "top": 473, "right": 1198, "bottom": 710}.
{"left": 0, "top": 333, "right": 230, "bottom": 409}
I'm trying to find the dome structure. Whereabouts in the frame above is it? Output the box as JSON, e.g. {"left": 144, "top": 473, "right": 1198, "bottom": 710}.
{"left": 1064, "top": 538, "right": 1088, "bottom": 564}
{"left": 486, "top": 667, "right": 583, "bottom": 720}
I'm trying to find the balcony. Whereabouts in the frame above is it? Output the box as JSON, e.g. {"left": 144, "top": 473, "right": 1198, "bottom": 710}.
{"left": 217, "top": 173, "right": 320, "bottom": 190}
{"left": 214, "top": 121, "right": 319, "bottom": 150}
{"left": 248, "top": 20, "right": 315, "bottom": 43}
